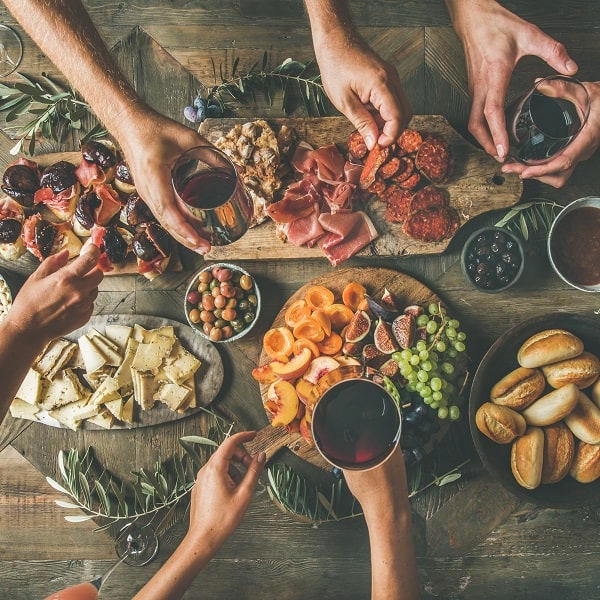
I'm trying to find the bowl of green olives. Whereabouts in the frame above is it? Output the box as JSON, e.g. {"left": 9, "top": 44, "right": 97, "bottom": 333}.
{"left": 185, "top": 262, "right": 261, "bottom": 343}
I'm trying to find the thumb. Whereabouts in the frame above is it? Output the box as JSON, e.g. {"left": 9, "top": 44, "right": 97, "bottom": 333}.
{"left": 346, "top": 103, "right": 380, "bottom": 151}
{"left": 34, "top": 249, "right": 70, "bottom": 278}
{"left": 66, "top": 243, "right": 101, "bottom": 277}
{"left": 529, "top": 32, "right": 577, "bottom": 76}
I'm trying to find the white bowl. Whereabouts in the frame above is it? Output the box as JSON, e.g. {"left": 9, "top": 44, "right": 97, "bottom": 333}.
{"left": 547, "top": 196, "right": 600, "bottom": 292}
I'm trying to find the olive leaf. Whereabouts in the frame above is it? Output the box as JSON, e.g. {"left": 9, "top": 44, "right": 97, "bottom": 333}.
{"left": 495, "top": 200, "right": 563, "bottom": 241}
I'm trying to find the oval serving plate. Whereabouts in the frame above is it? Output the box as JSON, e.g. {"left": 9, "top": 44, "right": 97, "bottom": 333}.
{"left": 35, "top": 314, "right": 224, "bottom": 430}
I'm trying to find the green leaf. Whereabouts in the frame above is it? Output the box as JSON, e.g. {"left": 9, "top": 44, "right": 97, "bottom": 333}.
{"left": 437, "top": 472, "right": 462, "bottom": 486}
{"left": 95, "top": 480, "right": 111, "bottom": 515}
{"left": 179, "top": 435, "right": 218, "bottom": 447}
{"left": 65, "top": 514, "right": 94, "bottom": 523}
{"left": 55, "top": 499, "right": 81, "bottom": 509}
{"left": 78, "top": 471, "right": 91, "bottom": 506}
{"left": 46, "top": 476, "right": 71, "bottom": 496}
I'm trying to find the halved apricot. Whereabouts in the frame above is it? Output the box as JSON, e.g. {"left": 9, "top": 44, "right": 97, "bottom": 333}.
{"left": 311, "top": 309, "right": 332, "bottom": 337}
{"left": 342, "top": 282, "right": 367, "bottom": 311}
{"left": 284, "top": 299, "right": 311, "bottom": 329}
{"left": 316, "top": 331, "right": 343, "bottom": 356}
{"left": 293, "top": 338, "right": 321, "bottom": 359}
{"left": 324, "top": 303, "right": 355, "bottom": 331}
{"left": 305, "top": 285, "right": 335, "bottom": 311}
{"left": 263, "top": 326, "right": 295, "bottom": 359}
{"left": 293, "top": 318, "right": 325, "bottom": 342}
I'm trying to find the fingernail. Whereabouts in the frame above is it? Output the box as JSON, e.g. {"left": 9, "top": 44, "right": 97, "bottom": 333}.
{"left": 364, "top": 134, "right": 374, "bottom": 150}
{"left": 566, "top": 60, "right": 577, "bottom": 72}
{"left": 496, "top": 144, "right": 505, "bottom": 160}
{"left": 257, "top": 451, "right": 266, "bottom": 464}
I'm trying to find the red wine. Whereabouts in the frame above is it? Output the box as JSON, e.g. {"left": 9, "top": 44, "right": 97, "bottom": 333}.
{"left": 179, "top": 171, "right": 236, "bottom": 209}
{"left": 312, "top": 379, "right": 401, "bottom": 469}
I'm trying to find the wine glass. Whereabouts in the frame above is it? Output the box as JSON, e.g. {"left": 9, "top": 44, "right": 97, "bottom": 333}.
{"left": 0, "top": 24, "right": 23, "bottom": 77}
{"left": 43, "top": 522, "right": 159, "bottom": 599}
{"left": 505, "top": 75, "right": 590, "bottom": 165}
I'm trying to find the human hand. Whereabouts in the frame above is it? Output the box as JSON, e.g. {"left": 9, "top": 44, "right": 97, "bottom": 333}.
{"left": 502, "top": 80, "right": 600, "bottom": 187}
{"left": 315, "top": 38, "right": 411, "bottom": 150}
{"left": 446, "top": 0, "right": 577, "bottom": 161}
{"left": 5, "top": 243, "right": 103, "bottom": 346}
{"left": 114, "top": 104, "right": 213, "bottom": 254}
{"left": 184, "top": 431, "right": 265, "bottom": 556}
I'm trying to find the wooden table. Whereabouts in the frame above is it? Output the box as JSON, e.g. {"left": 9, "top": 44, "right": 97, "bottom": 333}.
{"left": 1, "top": 2, "right": 600, "bottom": 598}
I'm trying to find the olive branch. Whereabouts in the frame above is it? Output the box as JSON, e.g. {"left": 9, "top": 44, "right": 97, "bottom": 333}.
{"left": 206, "top": 51, "right": 333, "bottom": 117}
{"left": 495, "top": 199, "right": 563, "bottom": 241}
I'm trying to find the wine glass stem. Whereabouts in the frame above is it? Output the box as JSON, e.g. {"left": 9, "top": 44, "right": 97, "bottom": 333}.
{"left": 91, "top": 549, "right": 131, "bottom": 591}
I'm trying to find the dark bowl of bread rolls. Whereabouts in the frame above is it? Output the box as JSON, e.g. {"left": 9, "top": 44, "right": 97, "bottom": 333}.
{"left": 470, "top": 313, "right": 600, "bottom": 507}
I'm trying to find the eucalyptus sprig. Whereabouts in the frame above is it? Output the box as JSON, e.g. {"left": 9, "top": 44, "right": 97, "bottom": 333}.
{"left": 46, "top": 414, "right": 232, "bottom": 532}
{"left": 207, "top": 52, "right": 332, "bottom": 117}
{"left": 494, "top": 199, "right": 563, "bottom": 241}
{"left": 0, "top": 72, "right": 106, "bottom": 156}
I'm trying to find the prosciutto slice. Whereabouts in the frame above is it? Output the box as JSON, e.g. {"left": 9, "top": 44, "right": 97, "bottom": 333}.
{"left": 75, "top": 159, "right": 105, "bottom": 187}
{"left": 281, "top": 204, "right": 325, "bottom": 247}
{"left": 318, "top": 211, "right": 378, "bottom": 266}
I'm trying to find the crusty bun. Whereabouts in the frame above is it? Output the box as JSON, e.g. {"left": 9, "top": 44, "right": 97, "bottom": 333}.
{"left": 490, "top": 367, "right": 545, "bottom": 410}
{"left": 0, "top": 238, "right": 25, "bottom": 261}
{"left": 541, "top": 351, "right": 600, "bottom": 389}
{"left": 564, "top": 391, "right": 600, "bottom": 445}
{"left": 517, "top": 329, "right": 584, "bottom": 369}
{"left": 475, "top": 402, "right": 527, "bottom": 444}
{"left": 521, "top": 383, "right": 579, "bottom": 426}
{"left": 591, "top": 378, "right": 600, "bottom": 408}
{"left": 541, "top": 422, "right": 575, "bottom": 484}
{"left": 569, "top": 440, "right": 600, "bottom": 483}
{"left": 55, "top": 229, "right": 83, "bottom": 259}
{"left": 511, "top": 426, "right": 544, "bottom": 489}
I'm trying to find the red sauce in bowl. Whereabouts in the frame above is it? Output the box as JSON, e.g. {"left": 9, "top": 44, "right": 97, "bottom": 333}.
{"left": 550, "top": 206, "right": 600, "bottom": 286}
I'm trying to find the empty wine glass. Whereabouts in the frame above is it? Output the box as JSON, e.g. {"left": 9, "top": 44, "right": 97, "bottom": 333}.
{"left": 43, "top": 522, "right": 159, "bottom": 599}
{"left": 505, "top": 75, "right": 590, "bottom": 165}
{"left": 0, "top": 24, "right": 22, "bottom": 77}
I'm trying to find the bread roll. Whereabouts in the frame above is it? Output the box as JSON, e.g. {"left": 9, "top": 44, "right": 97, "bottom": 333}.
{"left": 521, "top": 383, "right": 579, "bottom": 426}
{"left": 564, "top": 391, "right": 600, "bottom": 445}
{"left": 570, "top": 440, "right": 600, "bottom": 483}
{"left": 490, "top": 367, "right": 545, "bottom": 410}
{"left": 475, "top": 402, "right": 527, "bottom": 444}
{"left": 517, "top": 329, "right": 584, "bottom": 368}
{"left": 541, "top": 351, "right": 600, "bottom": 389}
{"left": 541, "top": 422, "right": 575, "bottom": 484}
{"left": 511, "top": 426, "right": 544, "bottom": 489}
{"left": 591, "top": 378, "right": 600, "bottom": 408}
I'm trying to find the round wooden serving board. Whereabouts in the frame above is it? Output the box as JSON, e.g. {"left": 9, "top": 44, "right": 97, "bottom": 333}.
{"left": 245, "top": 266, "right": 442, "bottom": 471}
{"left": 200, "top": 115, "right": 523, "bottom": 262}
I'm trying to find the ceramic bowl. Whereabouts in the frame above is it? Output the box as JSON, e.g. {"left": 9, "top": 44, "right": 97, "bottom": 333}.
{"left": 547, "top": 196, "right": 600, "bottom": 292}
{"left": 469, "top": 312, "right": 600, "bottom": 508}
{"left": 461, "top": 226, "right": 525, "bottom": 293}
{"left": 184, "top": 262, "right": 261, "bottom": 343}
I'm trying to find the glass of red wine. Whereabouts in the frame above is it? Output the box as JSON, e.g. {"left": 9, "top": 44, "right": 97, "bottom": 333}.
{"left": 172, "top": 146, "right": 254, "bottom": 246}
{"left": 505, "top": 75, "right": 590, "bottom": 165}
{"left": 311, "top": 366, "right": 402, "bottom": 471}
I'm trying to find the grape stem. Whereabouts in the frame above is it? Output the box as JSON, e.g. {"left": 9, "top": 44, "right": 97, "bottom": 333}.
{"left": 408, "top": 459, "right": 471, "bottom": 498}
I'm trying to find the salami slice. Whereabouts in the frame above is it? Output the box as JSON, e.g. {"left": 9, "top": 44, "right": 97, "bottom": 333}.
{"left": 415, "top": 135, "right": 453, "bottom": 184}
{"left": 397, "top": 129, "right": 424, "bottom": 154}
{"left": 384, "top": 188, "right": 413, "bottom": 223}
{"left": 403, "top": 206, "right": 458, "bottom": 242}
{"left": 409, "top": 185, "right": 449, "bottom": 213}
{"left": 347, "top": 130, "right": 368, "bottom": 160}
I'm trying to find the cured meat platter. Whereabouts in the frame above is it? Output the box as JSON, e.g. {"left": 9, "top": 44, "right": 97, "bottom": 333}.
{"left": 200, "top": 115, "right": 523, "bottom": 261}
{"left": 245, "top": 266, "right": 448, "bottom": 472}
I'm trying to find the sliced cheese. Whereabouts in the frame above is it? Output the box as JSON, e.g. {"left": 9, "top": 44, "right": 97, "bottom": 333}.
{"left": 132, "top": 324, "right": 148, "bottom": 342}
{"left": 154, "top": 382, "right": 191, "bottom": 412}
{"left": 143, "top": 326, "right": 175, "bottom": 343}
{"left": 41, "top": 368, "right": 88, "bottom": 411}
{"left": 104, "top": 324, "right": 133, "bottom": 352}
{"left": 49, "top": 397, "right": 99, "bottom": 430}
{"left": 89, "top": 376, "right": 121, "bottom": 407}
{"left": 163, "top": 344, "right": 201, "bottom": 386}
{"left": 181, "top": 375, "right": 197, "bottom": 411}
{"left": 86, "top": 410, "right": 115, "bottom": 429}
{"left": 15, "top": 369, "right": 42, "bottom": 406}
{"left": 86, "top": 335, "right": 122, "bottom": 368}
{"left": 131, "top": 335, "right": 175, "bottom": 374}
{"left": 9, "top": 398, "right": 39, "bottom": 421}
{"left": 88, "top": 328, "right": 120, "bottom": 353}
{"left": 34, "top": 338, "right": 77, "bottom": 380}
{"left": 78, "top": 335, "right": 107, "bottom": 374}
{"left": 114, "top": 338, "right": 139, "bottom": 394}
{"left": 103, "top": 398, "right": 123, "bottom": 420}
{"left": 131, "top": 368, "right": 158, "bottom": 410}
{"left": 121, "top": 395, "right": 134, "bottom": 424}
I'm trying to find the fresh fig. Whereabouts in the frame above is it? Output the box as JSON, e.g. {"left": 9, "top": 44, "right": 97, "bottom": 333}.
{"left": 342, "top": 340, "right": 365, "bottom": 357}
{"left": 365, "top": 294, "right": 398, "bottom": 321}
{"left": 373, "top": 318, "right": 399, "bottom": 354}
{"left": 344, "top": 309, "right": 371, "bottom": 343}
{"left": 380, "top": 288, "right": 399, "bottom": 312}
{"left": 391, "top": 313, "right": 416, "bottom": 349}
{"left": 362, "top": 343, "right": 388, "bottom": 369}
{"left": 378, "top": 358, "right": 400, "bottom": 379}
{"left": 404, "top": 304, "right": 424, "bottom": 317}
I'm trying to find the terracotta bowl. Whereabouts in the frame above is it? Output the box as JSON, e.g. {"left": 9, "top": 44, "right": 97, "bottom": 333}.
{"left": 469, "top": 312, "right": 600, "bottom": 507}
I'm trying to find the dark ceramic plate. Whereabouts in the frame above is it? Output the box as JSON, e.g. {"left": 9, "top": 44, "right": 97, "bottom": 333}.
{"left": 469, "top": 312, "right": 600, "bottom": 507}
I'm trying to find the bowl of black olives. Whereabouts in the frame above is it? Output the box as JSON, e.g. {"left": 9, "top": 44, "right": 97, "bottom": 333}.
{"left": 184, "top": 263, "right": 261, "bottom": 343}
{"left": 461, "top": 227, "right": 525, "bottom": 293}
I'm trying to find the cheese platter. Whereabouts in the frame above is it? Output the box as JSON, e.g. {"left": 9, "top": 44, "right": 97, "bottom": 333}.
{"left": 200, "top": 115, "right": 523, "bottom": 262}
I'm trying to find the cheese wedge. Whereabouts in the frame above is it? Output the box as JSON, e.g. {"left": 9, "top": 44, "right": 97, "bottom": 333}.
{"left": 121, "top": 395, "right": 134, "bottom": 424}
{"left": 34, "top": 338, "right": 77, "bottom": 380}
{"left": 86, "top": 333, "right": 122, "bottom": 367}
{"left": 41, "top": 368, "right": 89, "bottom": 410}
{"left": 49, "top": 397, "right": 99, "bottom": 430}
{"left": 86, "top": 410, "right": 115, "bottom": 429}
{"left": 78, "top": 335, "right": 107, "bottom": 374}
{"left": 9, "top": 398, "right": 39, "bottom": 421}
{"left": 104, "top": 324, "right": 133, "bottom": 352}
{"left": 103, "top": 398, "right": 123, "bottom": 420}
{"left": 131, "top": 335, "right": 175, "bottom": 374}
{"left": 131, "top": 368, "right": 158, "bottom": 410}
{"left": 143, "top": 326, "right": 175, "bottom": 343}
{"left": 89, "top": 376, "right": 121, "bottom": 407}
{"left": 154, "top": 382, "right": 191, "bottom": 411}
{"left": 114, "top": 337, "right": 139, "bottom": 394}
{"left": 15, "top": 369, "right": 42, "bottom": 406}
{"left": 163, "top": 344, "right": 201, "bottom": 386}
{"left": 133, "top": 324, "right": 148, "bottom": 342}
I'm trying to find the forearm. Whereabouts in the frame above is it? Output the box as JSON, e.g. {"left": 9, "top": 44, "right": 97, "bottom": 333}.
{"left": 132, "top": 534, "right": 216, "bottom": 600}
{"left": 304, "top": 0, "right": 360, "bottom": 48}
{"left": 444, "top": 0, "right": 498, "bottom": 33}
{"left": 3, "top": 0, "right": 141, "bottom": 132}
{"left": 0, "top": 319, "right": 47, "bottom": 421}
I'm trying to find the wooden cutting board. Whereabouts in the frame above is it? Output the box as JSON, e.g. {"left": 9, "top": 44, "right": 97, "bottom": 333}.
{"left": 245, "top": 266, "right": 446, "bottom": 471}
{"left": 200, "top": 115, "right": 523, "bottom": 261}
